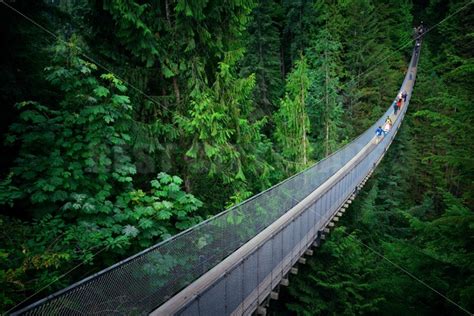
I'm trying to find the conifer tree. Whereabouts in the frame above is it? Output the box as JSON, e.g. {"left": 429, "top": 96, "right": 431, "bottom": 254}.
{"left": 306, "top": 2, "right": 345, "bottom": 159}
{"left": 176, "top": 50, "right": 273, "bottom": 210}
{"left": 274, "top": 56, "right": 311, "bottom": 171}
{"left": 281, "top": 0, "right": 317, "bottom": 71}
{"left": 240, "top": 0, "right": 284, "bottom": 116}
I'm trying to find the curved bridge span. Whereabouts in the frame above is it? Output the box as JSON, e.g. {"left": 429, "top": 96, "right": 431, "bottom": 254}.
{"left": 14, "top": 45, "right": 421, "bottom": 316}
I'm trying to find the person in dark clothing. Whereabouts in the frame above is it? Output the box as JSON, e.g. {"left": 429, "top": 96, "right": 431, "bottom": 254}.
{"left": 417, "top": 22, "right": 424, "bottom": 36}
{"left": 402, "top": 90, "right": 408, "bottom": 102}
{"left": 393, "top": 100, "right": 399, "bottom": 115}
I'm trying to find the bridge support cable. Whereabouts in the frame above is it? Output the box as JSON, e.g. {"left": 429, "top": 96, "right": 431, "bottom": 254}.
{"left": 13, "top": 45, "right": 420, "bottom": 316}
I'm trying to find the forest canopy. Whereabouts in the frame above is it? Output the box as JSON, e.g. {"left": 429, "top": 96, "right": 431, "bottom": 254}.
{"left": 0, "top": 0, "right": 472, "bottom": 314}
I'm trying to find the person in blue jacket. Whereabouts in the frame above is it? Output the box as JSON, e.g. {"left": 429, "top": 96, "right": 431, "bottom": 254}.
{"left": 375, "top": 126, "right": 384, "bottom": 144}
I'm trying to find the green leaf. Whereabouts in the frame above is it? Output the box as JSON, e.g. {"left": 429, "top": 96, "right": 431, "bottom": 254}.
{"left": 93, "top": 86, "right": 110, "bottom": 97}
{"left": 162, "top": 65, "right": 175, "bottom": 78}
{"left": 111, "top": 95, "right": 130, "bottom": 106}
{"left": 157, "top": 210, "right": 172, "bottom": 220}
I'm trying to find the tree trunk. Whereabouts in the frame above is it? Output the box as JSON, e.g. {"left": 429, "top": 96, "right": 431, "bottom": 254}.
{"left": 280, "top": 46, "right": 286, "bottom": 79}
{"left": 325, "top": 45, "right": 329, "bottom": 157}
{"left": 183, "top": 155, "right": 192, "bottom": 193}
{"left": 173, "top": 77, "right": 181, "bottom": 107}
{"left": 257, "top": 12, "right": 268, "bottom": 109}
{"left": 165, "top": 0, "right": 172, "bottom": 27}
{"left": 301, "top": 75, "right": 307, "bottom": 166}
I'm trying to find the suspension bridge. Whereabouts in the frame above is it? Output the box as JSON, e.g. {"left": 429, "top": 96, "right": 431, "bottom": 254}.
{"left": 12, "top": 40, "right": 421, "bottom": 316}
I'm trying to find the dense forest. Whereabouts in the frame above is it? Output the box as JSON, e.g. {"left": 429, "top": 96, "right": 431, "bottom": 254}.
{"left": 0, "top": 0, "right": 472, "bottom": 314}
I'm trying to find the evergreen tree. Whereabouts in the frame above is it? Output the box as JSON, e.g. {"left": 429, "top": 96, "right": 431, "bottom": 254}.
{"left": 240, "top": 0, "right": 284, "bottom": 117}
{"left": 306, "top": 2, "right": 345, "bottom": 159}
{"left": 281, "top": 0, "right": 317, "bottom": 72}
{"left": 176, "top": 50, "right": 273, "bottom": 212}
{"left": 287, "top": 228, "right": 384, "bottom": 315}
{"left": 274, "top": 56, "right": 312, "bottom": 172}
{"left": 336, "top": 0, "right": 407, "bottom": 136}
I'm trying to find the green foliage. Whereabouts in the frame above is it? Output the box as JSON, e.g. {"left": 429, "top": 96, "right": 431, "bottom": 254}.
{"left": 274, "top": 56, "right": 312, "bottom": 171}
{"left": 287, "top": 228, "right": 384, "bottom": 315}
{"left": 240, "top": 0, "right": 284, "bottom": 115}
{"left": 281, "top": 0, "right": 318, "bottom": 68}
{"left": 279, "top": 2, "right": 474, "bottom": 315}
{"left": 1, "top": 0, "right": 473, "bottom": 314}
{"left": 406, "top": 193, "right": 474, "bottom": 311}
{"left": 177, "top": 51, "right": 273, "bottom": 202}
{"left": 333, "top": 0, "right": 407, "bottom": 136}
{"left": 305, "top": 6, "right": 345, "bottom": 159}
{"left": 0, "top": 40, "right": 202, "bottom": 311}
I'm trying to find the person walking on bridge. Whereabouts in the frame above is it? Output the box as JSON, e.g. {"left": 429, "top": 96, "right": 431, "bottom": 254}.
{"left": 383, "top": 117, "right": 392, "bottom": 135}
{"left": 397, "top": 92, "right": 404, "bottom": 108}
{"left": 393, "top": 100, "right": 399, "bottom": 115}
{"left": 402, "top": 90, "right": 408, "bottom": 102}
{"left": 375, "top": 126, "right": 384, "bottom": 144}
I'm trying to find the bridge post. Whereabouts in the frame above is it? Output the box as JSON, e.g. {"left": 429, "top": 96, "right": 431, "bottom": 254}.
{"left": 270, "top": 291, "right": 279, "bottom": 300}
{"left": 257, "top": 306, "right": 267, "bottom": 315}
